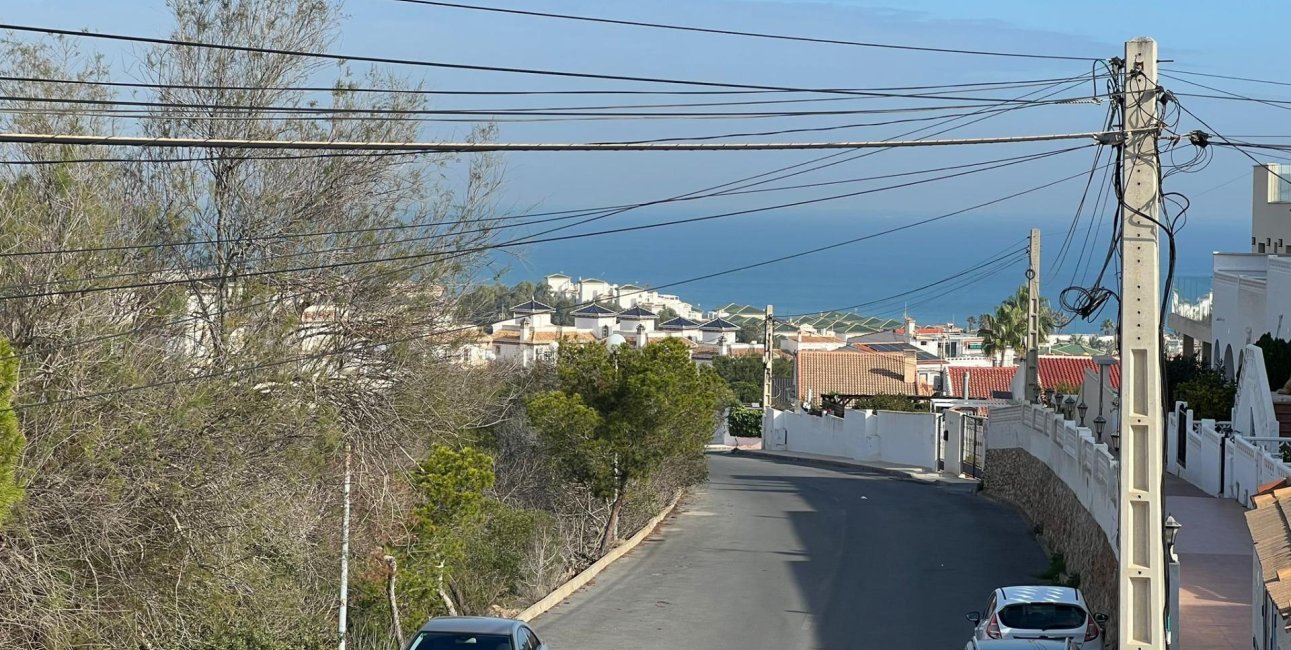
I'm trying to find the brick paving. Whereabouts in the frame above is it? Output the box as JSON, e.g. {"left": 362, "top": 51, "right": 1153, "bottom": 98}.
{"left": 1167, "top": 474, "right": 1253, "bottom": 650}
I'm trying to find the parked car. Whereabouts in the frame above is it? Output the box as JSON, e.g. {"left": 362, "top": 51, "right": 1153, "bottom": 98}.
{"left": 403, "top": 616, "right": 548, "bottom": 650}
{"left": 966, "top": 638, "right": 1079, "bottom": 649}
{"left": 965, "top": 586, "right": 1107, "bottom": 649}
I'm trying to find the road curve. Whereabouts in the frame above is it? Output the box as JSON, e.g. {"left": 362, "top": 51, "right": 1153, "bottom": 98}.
{"left": 532, "top": 452, "right": 1048, "bottom": 650}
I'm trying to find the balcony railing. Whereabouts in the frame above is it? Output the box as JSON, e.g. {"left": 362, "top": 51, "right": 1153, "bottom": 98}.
{"left": 1169, "top": 275, "right": 1212, "bottom": 322}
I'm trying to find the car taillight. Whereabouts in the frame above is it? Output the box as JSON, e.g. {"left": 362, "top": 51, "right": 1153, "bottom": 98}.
{"left": 985, "top": 614, "right": 1002, "bottom": 639}
{"left": 1084, "top": 613, "right": 1101, "bottom": 642}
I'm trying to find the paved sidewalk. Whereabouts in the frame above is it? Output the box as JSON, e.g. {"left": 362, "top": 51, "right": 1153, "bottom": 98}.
{"left": 1166, "top": 474, "right": 1253, "bottom": 650}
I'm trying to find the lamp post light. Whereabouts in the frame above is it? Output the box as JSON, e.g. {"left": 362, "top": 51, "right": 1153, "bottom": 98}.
{"left": 1044, "top": 386, "right": 1055, "bottom": 406}
{"left": 1078, "top": 401, "right": 1089, "bottom": 427}
{"left": 1063, "top": 394, "right": 1077, "bottom": 420}
{"left": 1093, "top": 415, "right": 1107, "bottom": 442}
{"left": 1165, "top": 514, "right": 1183, "bottom": 648}
{"left": 1094, "top": 354, "right": 1115, "bottom": 444}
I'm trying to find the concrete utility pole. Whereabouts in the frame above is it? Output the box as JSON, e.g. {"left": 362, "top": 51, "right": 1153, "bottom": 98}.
{"left": 762, "top": 305, "right": 774, "bottom": 409}
{"left": 1025, "top": 228, "right": 1041, "bottom": 403}
{"left": 1118, "top": 36, "right": 1166, "bottom": 650}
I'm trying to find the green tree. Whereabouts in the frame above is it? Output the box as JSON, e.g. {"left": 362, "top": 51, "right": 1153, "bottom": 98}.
{"left": 712, "top": 354, "right": 791, "bottom": 404}
{"left": 655, "top": 306, "right": 680, "bottom": 322}
{"left": 526, "top": 338, "right": 731, "bottom": 555}
{"left": 852, "top": 394, "right": 925, "bottom": 412}
{"left": 1176, "top": 370, "right": 1237, "bottom": 421}
{"left": 0, "top": 337, "right": 23, "bottom": 525}
{"left": 977, "top": 285, "right": 1060, "bottom": 365}
{"left": 736, "top": 319, "right": 763, "bottom": 345}
{"left": 1256, "top": 334, "right": 1291, "bottom": 392}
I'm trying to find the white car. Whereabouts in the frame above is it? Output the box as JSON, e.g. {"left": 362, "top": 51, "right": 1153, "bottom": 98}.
{"left": 966, "top": 586, "right": 1106, "bottom": 649}
{"left": 966, "top": 638, "right": 1079, "bottom": 649}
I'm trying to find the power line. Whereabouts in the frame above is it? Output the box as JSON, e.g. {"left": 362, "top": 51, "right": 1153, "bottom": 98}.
{"left": 1159, "top": 68, "right": 1291, "bottom": 89}
{"left": 0, "top": 72, "right": 1111, "bottom": 97}
{"left": 0, "top": 144, "right": 1090, "bottom": 299}
{"left": 0, "top": 92, "right": 1096, "bottom": 119}
{"left": 0, "top": 75, "right": 1089, "bottom": 362}
{"left": 6, "top": 161, "right": 1107, "bottom": 411}
{"left": 778, "top": 240, "right": 1027, "bottom": 318}
{"left": 390, "top": 0, "right": 1100, "bottom": 62}
{"left": 0, "top": 23, "right": 1094, "bottom": 96}
{"left": 0, "top": 146, "right": 1086, "bottom": 260}
{"left": 0, "top": 130, "right": 1129, "bottom": 151}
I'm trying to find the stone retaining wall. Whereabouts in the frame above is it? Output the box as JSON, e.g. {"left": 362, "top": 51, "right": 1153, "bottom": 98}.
{"left": 985, "top": 448, "right": 1118, "bottom": 648}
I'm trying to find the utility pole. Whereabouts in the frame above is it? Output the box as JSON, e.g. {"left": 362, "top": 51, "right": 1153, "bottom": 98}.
{"left": 762, "top": 305, "right": 774, "bottom": 409}
{"left": 1118, "top": 36, "right": 1166, "bottom": 650}
{"left": 338, "top": 442, "right": 352, "bottom": 650}
{"left": 1025, "top": 228, "right": 1041, "bottom": 403}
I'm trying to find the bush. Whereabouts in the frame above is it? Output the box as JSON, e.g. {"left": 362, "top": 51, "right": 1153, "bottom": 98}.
{"left": 1176, "top": 368, "right": 1237, "bottom": 421}
{"left": 852, "top": 394, "right": 926, "bottom": 412}
{"left": 727, "top": 407, "right": 763, "bottom": 438}
{"left": 1256, "top": 334, "right": 1291, "bottom": 392}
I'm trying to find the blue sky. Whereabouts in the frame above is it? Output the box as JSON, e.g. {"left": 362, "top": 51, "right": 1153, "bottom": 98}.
{"left": 5, "top": 0, "right": 1287, "bottom": 318}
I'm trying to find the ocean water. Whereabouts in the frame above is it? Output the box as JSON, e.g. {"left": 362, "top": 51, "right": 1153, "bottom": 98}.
{"left": 495, "top": 213, "right": 1242, "bottom": 332}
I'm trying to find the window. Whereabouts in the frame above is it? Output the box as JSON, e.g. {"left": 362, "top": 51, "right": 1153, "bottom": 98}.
{"left": 405, "top": 631, "right": 513, "bottom": 650}
{"left": 997, "top": 603, "right": 1087, "bottom": 630}
{"left": 1272, "top": 164, "right": 1291, "bottom": 202}
{"left": 520, "top": 626, "right": 541, "bottom": 650}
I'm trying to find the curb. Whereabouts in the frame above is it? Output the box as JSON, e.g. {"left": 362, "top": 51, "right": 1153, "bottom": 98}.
{"left": 516, "top": 491, "right": 683, "bottom": 622}
{"left": 732, "top": 449, "right": 979, "bottom": 492}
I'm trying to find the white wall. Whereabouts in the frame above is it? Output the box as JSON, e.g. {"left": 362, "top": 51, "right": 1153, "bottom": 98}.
{"left": 1235, "top": 344, "right": 1280, "bottom": 438}
{"left": 762, "top": 408, "right": 940, "bottom": 470}
{"left": 987, "top": 403, "right": 1119, "bottom": 550}
{"left": 1268, "top": 257, "right": 1291, "bottom": 341}
{"left": 1169, "top": 401, "right": 1291, "bottom": 508}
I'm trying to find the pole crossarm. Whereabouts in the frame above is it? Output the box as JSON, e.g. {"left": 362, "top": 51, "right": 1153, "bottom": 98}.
{"left": 0, "top": 130, "right": 1146, "bottom": 152}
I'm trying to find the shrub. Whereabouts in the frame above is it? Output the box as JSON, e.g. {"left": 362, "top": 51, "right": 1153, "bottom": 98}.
{"left": 727, "top": 407, "right": 763, "bottom": 438}
{"left": 1176, "top": 369, "right": 1237, "bottom": 421}
{"left": 1256, "top": 334, "right": 1291, "bottom": 392}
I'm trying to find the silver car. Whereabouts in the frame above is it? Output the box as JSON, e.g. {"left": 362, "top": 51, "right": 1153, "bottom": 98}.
{"left": 403, "top": 616, "right": 549, "bottom": 650}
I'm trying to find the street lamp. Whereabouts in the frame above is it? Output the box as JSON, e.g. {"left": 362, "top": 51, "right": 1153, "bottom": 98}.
{"left": 1078, "top": 401, "right": 1089, "bottom": 426}
{"left": 1044, "top": 386, "right": 1055, "bottom": 406}
{"left": 1093, "top": 415, "right": 1107, "bottom": 442}
{"left": 1063, "top": 394, "right": 1077, "bottom": 420}
{"left": 1165, "top": 514, "right": 1183, "bottom": 648}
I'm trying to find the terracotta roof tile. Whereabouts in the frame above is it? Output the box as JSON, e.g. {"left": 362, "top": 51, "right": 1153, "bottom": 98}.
{"left": 946, "top": 366, "right": 1017, "bottom": 399}
{"left": 1038, "top": 356, "right": 1121, "bottom": 391}
{"left": 1247, "top": 492, "right": 1291, "bottom": 623}
{"left": 796, "top": 350, "right": 922, "bottom": 404}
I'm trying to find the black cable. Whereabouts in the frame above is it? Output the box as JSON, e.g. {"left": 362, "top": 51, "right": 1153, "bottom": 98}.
{"left": 391, "top": 0, "right": 1101, "bottom": 62}
{"left": 0, "top": 72, "right": 1113, "bottom": 97}
{"left": 0, "top": 23, "right": 1093, "bottom": 96}
{"left": 0, "top": 144, "right": 1091, "bottom": 299}
{"left": 4, "top": 163, "right": 1107, "bottom": 409}
{"left": 779, "top": 240, "right": 1027, "bottom": 318}
{"left": 0, "top": 92, "right": 1093, "bottom": 120}
{"left": 1160, "top": 68, "right": 1291, "bottom": 88}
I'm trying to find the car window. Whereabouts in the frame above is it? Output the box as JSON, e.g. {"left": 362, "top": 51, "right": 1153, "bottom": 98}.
{"left": 997, "top": 603, "right": 1087, "bottom": 630}
{"left": 521, "top": 626, "right": 541, "bottom": 650}
{"left": 406, "top": 631, "right": 514, "bottom": 650}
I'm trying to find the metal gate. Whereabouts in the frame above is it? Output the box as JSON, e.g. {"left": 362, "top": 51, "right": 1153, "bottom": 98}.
{"left": 961, "top": 414, "right": 986, "bottom": 479}
{"left": 1176, "top": 403, "right": 1188, "bottom": 469}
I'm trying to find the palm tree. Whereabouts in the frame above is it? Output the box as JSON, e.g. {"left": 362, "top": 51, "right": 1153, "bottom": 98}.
{"left": 978, "top": 285, "right": 1059, "bottom": 366}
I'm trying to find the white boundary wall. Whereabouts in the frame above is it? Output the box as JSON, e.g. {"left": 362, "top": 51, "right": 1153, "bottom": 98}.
{"left": 987, "top": 403, "right": 1120, "bottom": 551}
{"left": 762, "top": 408, "right": 940, "bottom": 469}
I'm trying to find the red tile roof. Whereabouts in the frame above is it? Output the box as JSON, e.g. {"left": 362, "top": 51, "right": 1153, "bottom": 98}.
{"left": 796, "top": 350, "right": 925, "bottom": 404}
{"left": 946, "top": 366, "right": 1017, "bottom": 399}
{"left": 1038, "top": 356, "right": 1121, "bottom": 391}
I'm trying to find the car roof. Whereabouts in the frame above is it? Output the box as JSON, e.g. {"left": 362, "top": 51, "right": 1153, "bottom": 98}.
{"left": 415, "top": 616, "right": 521, "bottom": 635}
{"left": 995, "top": 585, "right": 1084, "bottom": 607}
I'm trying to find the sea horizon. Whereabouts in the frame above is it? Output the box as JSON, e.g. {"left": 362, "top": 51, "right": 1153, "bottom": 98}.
{"left": 491, "top": 212, "right": 1242, "bottom": 333}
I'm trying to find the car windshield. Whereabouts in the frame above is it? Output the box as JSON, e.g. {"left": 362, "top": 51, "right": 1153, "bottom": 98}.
{"left": 406, "top": 631, "right": 513, "bottom": 650}
{"left": 998, "top": 603, "right": 1087, "bottom": 630}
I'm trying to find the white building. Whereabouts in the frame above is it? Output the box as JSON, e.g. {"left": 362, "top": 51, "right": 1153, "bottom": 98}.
{"left": 659, "top": 316, "right": 703, "bottom": 343}
{"left": 544, "top": 273, "right": 576, "bottom": 297}
{"left": 780, "top": 327, "right": 846, "bottom": 354}
{"left": 699, "top": 317, "right": 740, "bottom": 347}
{"left": 490, "top": 300, "right": 597, "bottom": 367}
{"left": 571, "top": 303, "right": 619, "bottom": 338}
{"left": 578, "top": 278, "right": 613, "bottom": 304}
{"left": 1170, "top": 164, "right": 1291, "bottom": 377}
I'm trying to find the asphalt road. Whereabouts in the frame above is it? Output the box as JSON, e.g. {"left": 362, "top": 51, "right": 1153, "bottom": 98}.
{"left": 532, "top": 452, "right": 1049, "bottom": 650}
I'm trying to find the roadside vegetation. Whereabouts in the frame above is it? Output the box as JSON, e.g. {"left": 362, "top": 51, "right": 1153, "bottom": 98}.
{"left": 0, "top": 3, "right": 730, "bottom": 648}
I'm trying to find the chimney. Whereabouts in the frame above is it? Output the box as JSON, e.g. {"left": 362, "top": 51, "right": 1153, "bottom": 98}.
{"left": 903, "top": 349, "right": 917, "bottom": 384}
{"left": 520, "top": 317, "right": 532, "bottom": 342}
{"left": 905, "top": 316, "right": 917, "bottom": 344}
{"left": 636, "top": 323, "right": 647, "bottom": 349}
{"left": 718, "top": 334, "right": 731, "bottom": 357}
{"left": 963, "top": 370, "right": 971, "bottom": 400}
